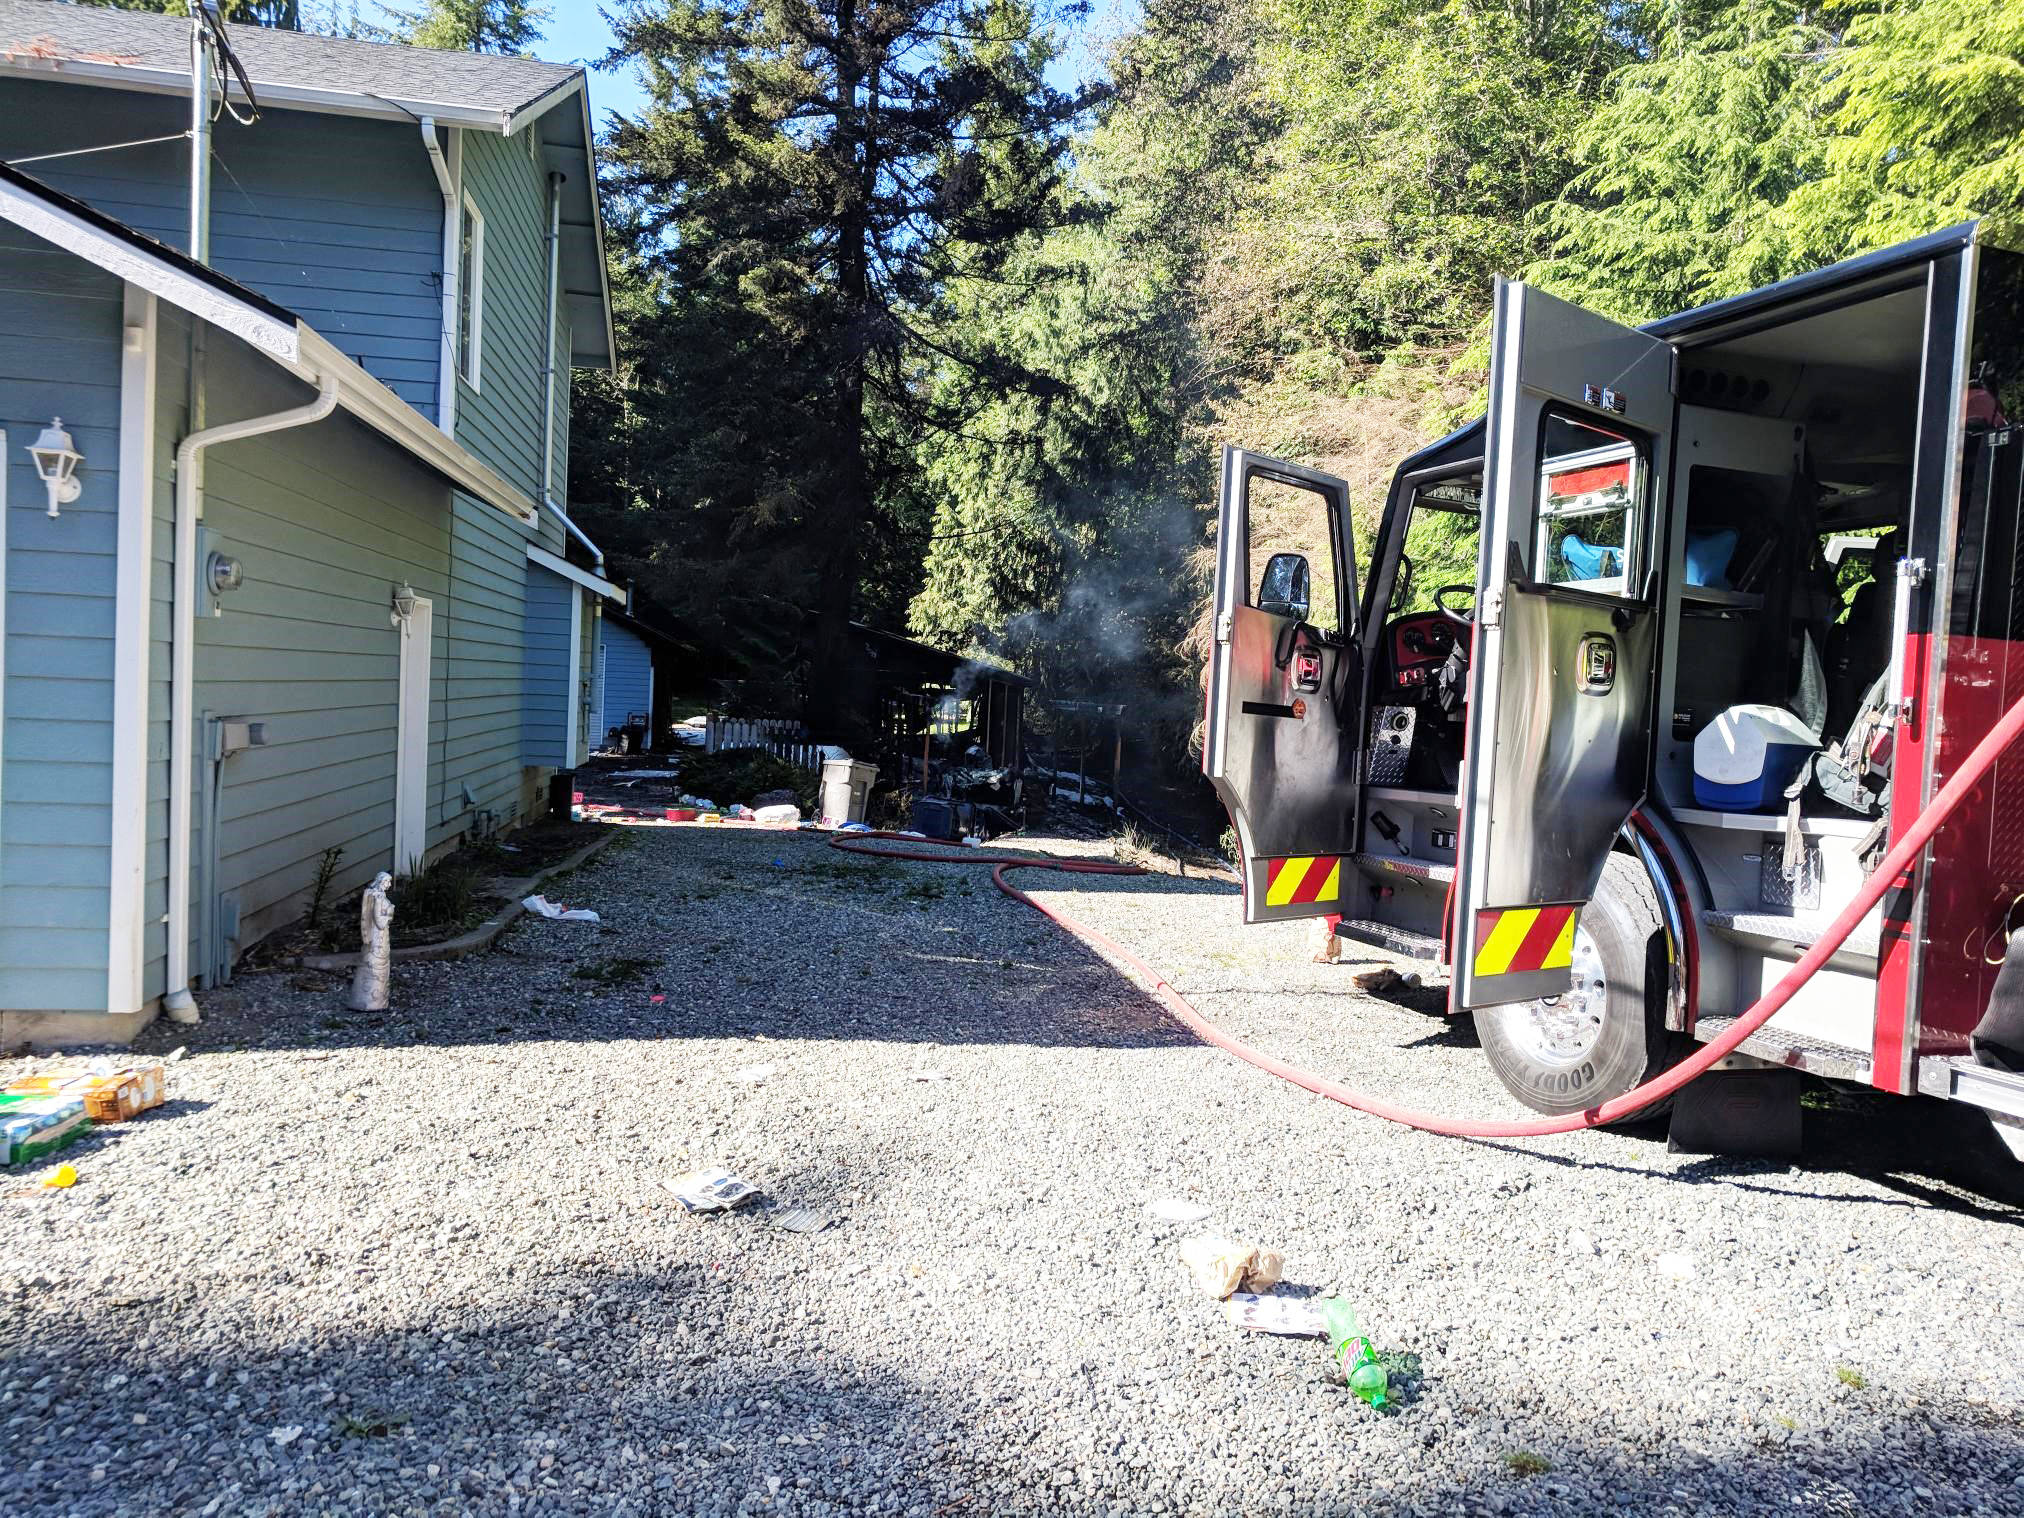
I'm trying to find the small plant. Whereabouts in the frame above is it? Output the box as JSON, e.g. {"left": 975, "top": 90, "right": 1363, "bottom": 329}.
{"left": 1503, "top": 1451, "right": 1551, "bottom": 1477}
{"left": 307, "top": 845, "right": 344, "bottom": 947}
{"left": 1835, "top": 1365, "right": 1867, "bottom": 1390}
{"left": 390, "top": 854, "right": 486, "bottom": 933}
{"left": 334, "top": 1407, "right": 410, "bottom": 1439}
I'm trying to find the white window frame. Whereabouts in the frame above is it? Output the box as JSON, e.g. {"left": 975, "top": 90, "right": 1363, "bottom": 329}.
{"left": 457, "top": 191, "right": 485, "bottom": 391}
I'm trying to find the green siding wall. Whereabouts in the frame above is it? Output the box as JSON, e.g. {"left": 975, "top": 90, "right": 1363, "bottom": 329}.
{"left": 180, "top": 334, "right": 455, "bottom": 967}
{"left": 444, "top": 491, "right": 531, "bottom": 832}
{"left": 456, "top": 130, "right": 569, "bottom": 556}
{"left": 0, "top": 227, "right": 123, "bottom": 1012}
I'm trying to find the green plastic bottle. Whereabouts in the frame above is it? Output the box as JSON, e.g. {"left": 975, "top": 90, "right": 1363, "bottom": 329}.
{"left": 1320, "top": 1299, "right": 1389, "bottom": 1408}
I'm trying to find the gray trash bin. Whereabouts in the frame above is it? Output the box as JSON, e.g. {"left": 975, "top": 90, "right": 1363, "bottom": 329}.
{"left": 820, "top": 758, "right": 878, "bottom": 826}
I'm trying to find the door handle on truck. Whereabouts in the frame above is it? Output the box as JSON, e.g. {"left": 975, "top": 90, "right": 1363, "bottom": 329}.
{"left": 1885, "top": 556, "right": 1927, "bottom": 727}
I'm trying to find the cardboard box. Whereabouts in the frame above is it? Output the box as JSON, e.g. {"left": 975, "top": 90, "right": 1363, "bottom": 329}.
{"left": 80, "top": 1064, "right": 167, "bottom": 1123}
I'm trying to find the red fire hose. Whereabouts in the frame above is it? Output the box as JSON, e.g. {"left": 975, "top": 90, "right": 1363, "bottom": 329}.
{"left": 832, "top": 691, "right": 2024, "bottom": 1138}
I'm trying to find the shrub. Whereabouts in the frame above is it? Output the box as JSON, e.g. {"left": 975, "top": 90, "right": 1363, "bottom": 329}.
{"left": 675, "top": 747, "right": 819, "bottom": 811}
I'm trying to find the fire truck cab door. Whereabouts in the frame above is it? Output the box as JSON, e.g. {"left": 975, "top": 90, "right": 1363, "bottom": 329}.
{"left": 1455, "top": 282, "right": 1671, "bottom": 1008}
{"left": 1205, "top": 447, "right": 1361, "bottom": 924}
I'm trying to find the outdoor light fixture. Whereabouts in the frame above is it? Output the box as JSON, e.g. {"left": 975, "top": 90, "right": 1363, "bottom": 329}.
{"left": 390, "top": 581, "right": 418, "bottom": 626}
{"left": 26, "top": 418, "right": 82, "bottom": 517}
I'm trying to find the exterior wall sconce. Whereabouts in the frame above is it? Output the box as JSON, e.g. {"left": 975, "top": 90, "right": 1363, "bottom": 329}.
{"left": 26, "top": 418, "right": 82, "bottom": 517}
{"left": 390, "top": 581, "right": 418, "bottom": 626}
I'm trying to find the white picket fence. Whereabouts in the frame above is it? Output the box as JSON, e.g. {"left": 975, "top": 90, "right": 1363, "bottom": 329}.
{"left": 704, "top": 715, "right": 828, "bottom": 771}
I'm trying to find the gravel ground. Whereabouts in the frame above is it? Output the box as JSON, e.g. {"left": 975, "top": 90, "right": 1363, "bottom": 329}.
{"left": 5, "top": 821, "right": 2022, "bottom": 1518}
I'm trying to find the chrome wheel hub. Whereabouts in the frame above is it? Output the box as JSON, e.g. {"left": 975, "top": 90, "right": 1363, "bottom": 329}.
{"left": 1496, "top": 926, "right": 1606, "bottom": 1067}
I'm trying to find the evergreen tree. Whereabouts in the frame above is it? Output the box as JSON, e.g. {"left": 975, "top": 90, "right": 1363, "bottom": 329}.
{"left": 586, "top": 0, "right": 1091, "bottom": 736}
{"left": 81, "top": 0, "right": 305, "bottom": 23}
{"left": 385, "top": 0, "right": 548, "bottom": 54}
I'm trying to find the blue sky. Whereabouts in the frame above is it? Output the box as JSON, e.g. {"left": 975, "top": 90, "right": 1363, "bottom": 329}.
{"left": 366, "top": 3, "right": 1125, "bottom": 131}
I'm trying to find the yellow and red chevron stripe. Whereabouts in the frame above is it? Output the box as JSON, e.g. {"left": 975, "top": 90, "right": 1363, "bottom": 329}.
{"left": 1473, "top": 905, "right": 1578, "bottom": 977}
{"left": 1263, "top": 855, "right": 1340, "bottom": 908}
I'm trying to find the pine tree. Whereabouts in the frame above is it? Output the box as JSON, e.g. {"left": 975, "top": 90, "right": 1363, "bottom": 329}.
{"left": 589, "top": 0, "right": 1091, "bottom": 737}
{"left": 81, "top": 1, "right": 305, "bottom": 24}
{"left": 385, "top": 0, "right": 548, "bottom": 54}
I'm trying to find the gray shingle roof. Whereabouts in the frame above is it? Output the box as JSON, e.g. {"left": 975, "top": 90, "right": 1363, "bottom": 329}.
{"left": 0, "top": 0, "right": 581, "bottom": 125}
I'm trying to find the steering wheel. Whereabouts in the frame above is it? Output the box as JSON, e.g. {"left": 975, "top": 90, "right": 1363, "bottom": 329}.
{"left": 1434, "top": 583, "right": 1475, "bottom": 622}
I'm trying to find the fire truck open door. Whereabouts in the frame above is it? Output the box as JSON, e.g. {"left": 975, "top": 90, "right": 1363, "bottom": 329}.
{"left": 1455, "top": 283, "right": 1673, "bottom": 1007}
{"left": 1205, "top": 447, "right": 1362, "bottom": 924}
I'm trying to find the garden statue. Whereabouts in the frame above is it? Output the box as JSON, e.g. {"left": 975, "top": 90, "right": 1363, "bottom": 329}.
{"left": 348, "top": 872, "right": 395, "bottom": 1011}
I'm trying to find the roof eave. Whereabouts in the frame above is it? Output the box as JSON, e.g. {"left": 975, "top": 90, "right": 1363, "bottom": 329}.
{"left": 0, "top": 54, "right": 517, "bottom": 130}
{"left": 290, "top": 327, "right": 538, "bottom": 527}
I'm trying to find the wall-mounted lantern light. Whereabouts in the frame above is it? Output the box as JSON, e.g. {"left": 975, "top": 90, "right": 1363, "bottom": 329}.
{"left": 390, "top": 581, "right": 418, "bottom": 626}
{"left": 26, "top": 418, "right": 82, "bottom": 518}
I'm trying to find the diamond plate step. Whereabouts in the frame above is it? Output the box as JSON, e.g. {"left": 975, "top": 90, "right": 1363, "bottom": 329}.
{"left": 1335, "top": 918, "right": 1443, "bottom": 960}
{"left": 1700, "top": 909, "right": 1882, "bottom": 968}
{"left": 1351, "top": 852, "right": 1455, "bottom": 887}
{"left": 1692, "top": 1014, "right": 1872, "bottom": 1083}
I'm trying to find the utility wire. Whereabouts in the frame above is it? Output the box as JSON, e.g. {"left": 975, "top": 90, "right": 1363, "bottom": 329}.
{"left": 7, "top": 132, "right": 194, "bottom": 168}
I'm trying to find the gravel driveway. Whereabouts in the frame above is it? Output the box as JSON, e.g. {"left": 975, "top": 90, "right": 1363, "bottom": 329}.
{"left": 5, "top": 823, "right": 2022, "bottom": 1517}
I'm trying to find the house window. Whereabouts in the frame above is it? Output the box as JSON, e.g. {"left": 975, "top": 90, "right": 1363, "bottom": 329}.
{"left": 457, "top": 193, "right": 485, "bottom": 389}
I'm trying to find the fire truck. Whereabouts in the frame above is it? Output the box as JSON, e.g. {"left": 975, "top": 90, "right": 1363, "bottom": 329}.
{"left": 1204, "top": 223, "right": 2024, "bottom": 1150}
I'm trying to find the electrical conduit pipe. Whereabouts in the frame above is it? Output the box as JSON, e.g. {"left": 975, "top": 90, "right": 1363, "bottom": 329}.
{"left": 833, "top": 687, "right": 2024, "bottom": 1136}
{"left": 163, "top": 375, "right": 340, "bottom": 1024}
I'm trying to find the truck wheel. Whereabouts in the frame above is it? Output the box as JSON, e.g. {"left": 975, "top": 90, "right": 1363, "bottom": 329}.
{"left": 1475, "top": 853, "right": 1678, "bottom": 1121}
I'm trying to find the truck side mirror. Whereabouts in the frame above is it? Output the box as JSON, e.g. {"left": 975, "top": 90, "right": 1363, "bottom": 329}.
{"left": 1257, "top": 552, "right": 1311, "bottom": 620}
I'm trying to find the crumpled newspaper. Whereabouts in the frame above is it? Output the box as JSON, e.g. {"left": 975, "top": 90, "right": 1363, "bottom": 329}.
{"left": 1178, "top": 1236, "right": 1286, "bottom": 1299}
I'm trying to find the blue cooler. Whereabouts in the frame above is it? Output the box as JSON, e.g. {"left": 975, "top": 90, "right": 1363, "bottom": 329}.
{"left": 1693, "top": 705, "right": 1819, "bottom": 811}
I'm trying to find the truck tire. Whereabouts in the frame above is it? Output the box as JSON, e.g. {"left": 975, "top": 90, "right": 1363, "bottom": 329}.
{"left": 1475, "top": 853, "right": 1679, "bottom": 1121}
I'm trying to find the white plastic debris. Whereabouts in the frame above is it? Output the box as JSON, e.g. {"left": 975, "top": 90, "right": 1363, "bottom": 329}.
{"left": 731, "top": 1063, "right": 777, "bottom": 1084}
{"left": 753, "top": 804, "right": 801, "bottom": 825}
{"left": 662, "top": 1169, "right": 763, "bottom": 1212}
{"left": 1147, "top": 1198, "right": 1212, "bottom": 1224}
{"left": 1223, "top": 1293, "right": 1326, "bottom": 1337}
{"left": 269, "top": 1425, "right": 303, "bottom": 1446}
{"left": 522, "top": 894, "right": 600, "bottom": 923}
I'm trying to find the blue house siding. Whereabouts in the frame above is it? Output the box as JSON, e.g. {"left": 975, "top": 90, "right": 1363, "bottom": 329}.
{"left": 181, "top": 332, "right": 455, "bottom": 963}
{"left": 0, "top": 80, "right": 445, "bottom": 418}
{"left": 0, "top": 225, "right": 123, "bottom": 1012}
{"left": 521, "top": 563, "right": 572, "bottom": 768}
{"left": 596, "top": 620, "right": 651, "bottom": 740}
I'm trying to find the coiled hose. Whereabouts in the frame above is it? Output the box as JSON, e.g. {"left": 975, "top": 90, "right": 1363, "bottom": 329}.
{"left": 833, "top": 690, "right": 2024, "bottom": 1138}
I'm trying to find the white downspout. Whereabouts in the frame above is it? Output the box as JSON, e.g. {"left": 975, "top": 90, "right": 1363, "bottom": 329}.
{"left": 162, "top": 374, "right": 340, "bottom": 1023}
{"left": 540, "top": 168, "right": 604, "bottom": 572}
{"left": 422, "top": 117, "right": 457, "bottom": 435}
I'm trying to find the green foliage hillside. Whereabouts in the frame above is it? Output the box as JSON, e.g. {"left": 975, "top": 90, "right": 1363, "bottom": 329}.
{"left": 572, "top": 0, "right": 2024, "bottom": 771}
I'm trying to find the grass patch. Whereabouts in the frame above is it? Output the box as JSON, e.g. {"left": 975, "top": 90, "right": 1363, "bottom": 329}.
{"left": 573, "top": 956, "right": 660, "bottom": 987}
{"left": 1502, "top": 1451, "right": 1551, "bottom": 1477}
{"left": 334, "top": 1408, "right": 410, "bottom": 1439}
{"left": 1835, "top": 1365, "right": 1867, "bottom": 1390}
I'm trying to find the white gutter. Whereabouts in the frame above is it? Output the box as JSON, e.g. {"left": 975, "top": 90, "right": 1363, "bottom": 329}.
{"left": 421, "top": 117, "right": 458, "bottom": 435}
{"left": 526, "top": 541, "right": 622, "bottom": 601}
{"left": 289, "top": 328, "right": 535, "bottom": 525}
{"left": 162, "top": 374, "right": 340, "bottom": 1023}
{"left": 541, "top": 168, "right": 604, "bottom": 571}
